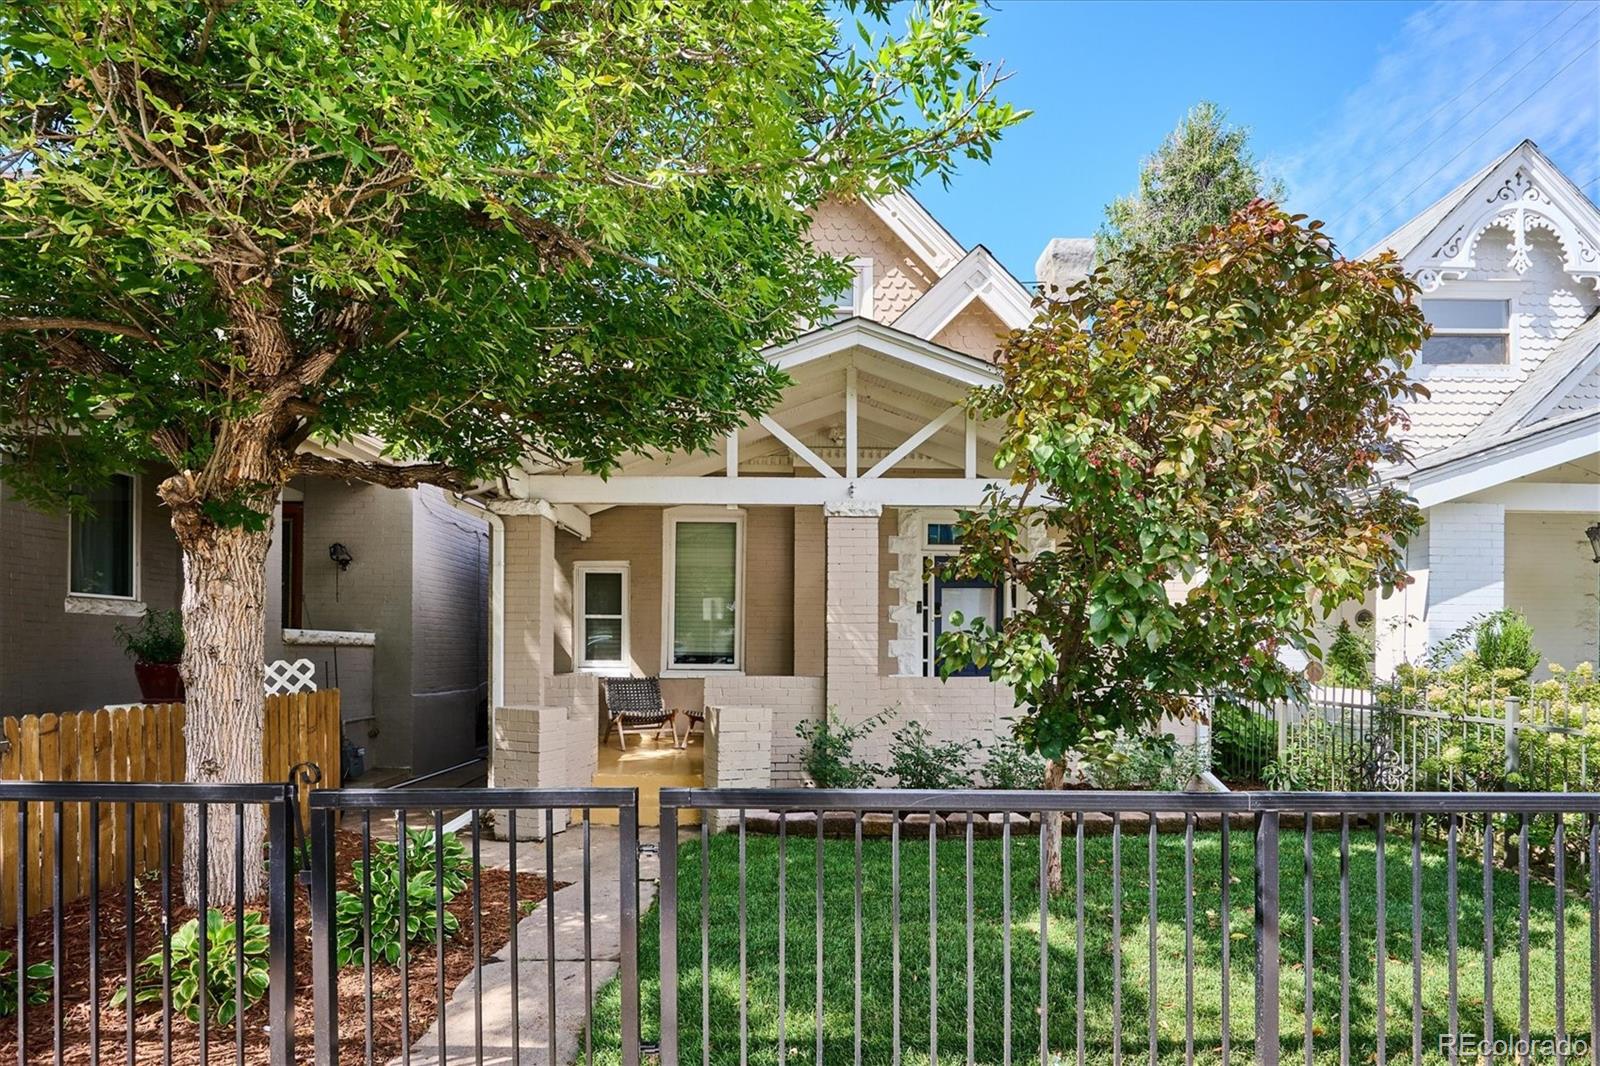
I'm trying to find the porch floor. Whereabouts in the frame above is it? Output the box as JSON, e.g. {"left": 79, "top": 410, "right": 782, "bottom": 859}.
{"left": 590, "top": 732, "right": 704, "bottom": 827}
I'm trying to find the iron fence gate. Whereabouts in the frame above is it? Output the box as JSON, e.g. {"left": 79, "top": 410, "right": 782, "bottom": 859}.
{"left": 658, "top": 790, "right": 1600, "bottom": 1066}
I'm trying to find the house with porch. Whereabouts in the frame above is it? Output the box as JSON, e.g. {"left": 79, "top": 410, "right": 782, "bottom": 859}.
{"left": 469, "top": 193, "right": 1060, "bottom": 819}
{"left": 1360, "top": 140, "right": 1600, "bottom": 679}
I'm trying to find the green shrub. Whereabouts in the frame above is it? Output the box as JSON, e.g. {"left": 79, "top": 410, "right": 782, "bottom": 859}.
{"left": 980, "top": 735, "right": 1046, "bottom": 790}
{"left": 1208, "top": 700, "right": 1277, "bottom": 784}
{"left": 1474, "top": 609, "right": 1541, "bottom": 676}
{"left": 1087, "top": 732, "right": 1208, "bottom": 791}
{"left": 114, "top": 608, "right": 184, "bottom": 664}
{"left": 0, "top": 950, "right": 51, "bottom": 1016}
{"left": 114, "top": 909, "right": 268, "bottom": 1025}
{"left": 887, "top": 721, "right": 978, "bottom": 789}
{"left": 334, "top": 829, "right": 471, "bottom": 967}
{"left": 1323, "top": 620, "right": 1374, "bottom": 687}
{"left": 794, "top": 708, "right": 891, "bottom": 788}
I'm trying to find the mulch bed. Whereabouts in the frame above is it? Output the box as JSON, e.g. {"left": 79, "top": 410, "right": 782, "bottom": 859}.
{"left": 2, "top": 830, "right": 558, "bottom": 1064}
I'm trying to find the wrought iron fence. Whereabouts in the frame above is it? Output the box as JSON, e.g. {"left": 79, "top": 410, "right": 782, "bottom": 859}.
{"left": 307, "top": 787, "right": 641, "bottom": 1066}
{"left": 0, "top": 779, "right": 299, "bottom": 1064}
{"left": 657, "top": 788, "right": 1600, "bottom": 1066}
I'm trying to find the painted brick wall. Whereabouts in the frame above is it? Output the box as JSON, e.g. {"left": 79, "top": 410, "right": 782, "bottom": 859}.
{"left": 792, "top": 507, "right": 826, "bottom": 677}
{"left": 1425, "top": 503, "right": 1506, "bottom": 648}
{"left": 0, "top": 464, "right": 182, "bottom": 714}
{"left": 703, "top": 675, "right": 825, "bottom": 785}
{"left": 502, "top": 513, "right": 557, "bottom": 707}
{"left": 1505, "top": 512, "right": 1600, "bottom": 675}
{"left": 704, "top": 705, "right": 774, "bottom": 828}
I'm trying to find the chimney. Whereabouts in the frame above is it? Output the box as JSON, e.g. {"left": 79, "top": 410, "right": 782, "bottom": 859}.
{"left": 1034, "top": 237, "right": 1095, "bottom": 296}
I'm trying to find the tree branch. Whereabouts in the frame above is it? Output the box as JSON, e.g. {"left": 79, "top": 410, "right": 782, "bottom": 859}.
{"left": 0, "top": 317, "right": 160, "bottom": 343}
{"left": 289, "top": 453, "right": 467, "bottom": 491}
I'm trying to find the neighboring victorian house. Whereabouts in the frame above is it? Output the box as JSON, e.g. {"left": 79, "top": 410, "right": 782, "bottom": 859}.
{"left": 0, "top": 433, "right": 488, "bottom": 779}
{"left": 1357, "top": 140, "right": 1600, "bottom": 678}
{"left": 469, "top": 192, "right": 1060, "bottom": 811}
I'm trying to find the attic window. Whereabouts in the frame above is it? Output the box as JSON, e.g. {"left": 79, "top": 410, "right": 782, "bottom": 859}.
{"left": 829, "top": 259, "right": 875, "bottom": 319}
{"left": 1418, "top": 298, "right": 1510, "bottom": 366}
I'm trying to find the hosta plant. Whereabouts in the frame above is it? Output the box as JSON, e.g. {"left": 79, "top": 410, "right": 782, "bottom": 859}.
{"left": 0, "top": 950, "right": 51, "bottom": 1017}
{"left": 114, "top": 909, "right": 269, "bottom": 1026}
{"left": 335, "top": 830, "right": 471, "bottom": 967}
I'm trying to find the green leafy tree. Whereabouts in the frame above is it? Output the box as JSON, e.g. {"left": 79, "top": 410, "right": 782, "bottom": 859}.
{"left": 1323, "top": 619, "right": 1375, "bottom": 687}
{"left": 1095, "top": 102, "right": 1283, "bottom": 292}
{"left": 938, "top": 201, "right": 1427, "bottom": 887}
{"left": 0, "top": 0, "right": 1022, "bottom": 900}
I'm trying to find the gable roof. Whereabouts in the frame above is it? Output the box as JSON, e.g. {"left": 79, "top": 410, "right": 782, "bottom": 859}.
{"left": 765, "top": 315, "right": 1002, "bottom": 389}
{"left": 864, "top": 191, "right": 968, "bottom": 276}
{"left": 891, "top": 244, "right": 1035, "bottom": 338}
{"left": 1396, "top": 407, "right": 1600, "bottom": 507}
{"left": 1360, "top": 143, "right": 1523, "bottom": 261}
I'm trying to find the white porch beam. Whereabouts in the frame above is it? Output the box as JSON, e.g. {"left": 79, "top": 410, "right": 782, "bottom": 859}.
{"left": 725, "top": 430, "right": 739, "bottom": 478}
{"left": 864, "top": 405, "right": 964, "bottom": 479}
{"left": 1460, "top": 481, "right": 1600, "bottom": 512}
{"left": 511, "top": 476, "right": 1009, "bottom": 508}
{"left": 758, "top": 414, "right": 841, "bottom": 478}
{"left": 965, "top": 414, "right": 978, "bottom": 478}
{"left": 845, "top": 364, "right": 859, "bottom": 479}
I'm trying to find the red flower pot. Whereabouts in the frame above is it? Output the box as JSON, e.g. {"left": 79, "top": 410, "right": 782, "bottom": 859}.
{"left": 133, "top": 662, "right": 185, "bottom": 703}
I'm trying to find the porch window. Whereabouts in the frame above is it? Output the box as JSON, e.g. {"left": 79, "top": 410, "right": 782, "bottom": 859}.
{"left": 665, "top": 513, "right": 742, "bottom": 670}
{"left": 69, "top": 474, "right": 136, "bottom": 599}
{"left": 575, "top": 564, "right": 629, "bottom": 671}
{"left": 1418, "top": 298, "right": 1510, "bottom": 365}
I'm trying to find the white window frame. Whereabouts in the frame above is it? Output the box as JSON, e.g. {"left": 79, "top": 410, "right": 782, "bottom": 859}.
{"left": 573, "top": 562, "right": 630, "bottom": 674}
{"left": 67, "top": 472, "right": 141, "bottom": 602}
{"left": 1413, "top": 282, "right": 1523, "bottom": 381}
{"left": 831, "top": 258, "right": 875, "bottom": 319}
{"left": 660, "top": 506, "right": 746, "bottom": 675}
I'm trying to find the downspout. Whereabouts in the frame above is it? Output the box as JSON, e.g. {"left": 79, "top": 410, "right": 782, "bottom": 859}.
{"left": 449, "top": 494, "right": 504, "bottom": 782}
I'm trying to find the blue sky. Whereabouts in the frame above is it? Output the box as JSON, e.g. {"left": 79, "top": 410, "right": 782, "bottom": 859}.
{"left": 910, "top": 0, "right": 1600, "bottom": 282}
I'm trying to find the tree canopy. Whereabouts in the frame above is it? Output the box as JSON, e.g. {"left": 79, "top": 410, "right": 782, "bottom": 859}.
{"left": 1095, "top": 101, "right": 1283, "bottom": 292}
{"left": 939, "top": 202, "right": 1427, "bottom": 761}
{"left": 0, "top": 0, "right": 1024, "bottom": 521}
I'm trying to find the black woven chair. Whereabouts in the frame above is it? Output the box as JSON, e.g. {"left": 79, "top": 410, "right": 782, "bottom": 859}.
{"left": 600, "top": 676, "right": 675, "bottom": 751}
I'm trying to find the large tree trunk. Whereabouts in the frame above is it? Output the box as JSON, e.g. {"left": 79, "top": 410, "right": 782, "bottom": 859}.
{"left": 176, "top": 515, "right": 275, "bottom": 905}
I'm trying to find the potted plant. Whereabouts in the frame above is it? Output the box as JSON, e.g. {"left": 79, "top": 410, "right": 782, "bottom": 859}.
{"left": 116, "top": 609, "right": 185, "bottom": 703}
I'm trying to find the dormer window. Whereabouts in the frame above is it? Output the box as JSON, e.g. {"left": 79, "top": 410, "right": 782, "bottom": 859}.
{"left": 1418, "top": 298, "right": 1510, "bottom": 366}
{"left": 828, "top": 258, "right": 874, "bottom": 319}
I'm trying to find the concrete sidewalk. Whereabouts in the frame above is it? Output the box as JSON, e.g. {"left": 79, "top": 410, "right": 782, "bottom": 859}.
{"left": 395, "top": 824, "right": 658, "bottom": 1066}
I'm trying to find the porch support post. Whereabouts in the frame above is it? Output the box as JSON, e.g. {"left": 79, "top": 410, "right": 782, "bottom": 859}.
{"left": 824, "top": 501, "right": 883, "bottom": 733}
{"left": 500, "top": 510, "right": 560, "bottom": 706}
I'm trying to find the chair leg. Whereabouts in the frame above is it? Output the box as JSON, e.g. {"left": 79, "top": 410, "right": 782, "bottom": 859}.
{"left": 616, "top": 721, "right": 627, "bottom": 752}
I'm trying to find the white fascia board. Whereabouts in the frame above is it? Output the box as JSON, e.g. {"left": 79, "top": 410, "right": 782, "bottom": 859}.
{"left": 1404, "top": 411, "right": 1600, "bottom": 507}
{"left": 1460, "top": 481, "right": 1600, "bottom": 512}
{"left": 865, "top": 191, "right": 966, "bottom": 275}
{"left": 766, "top": 319, "right": 1000, "bottom": 389}
{"left": 892, "top": 246, "right": 1035, "bottom": 339}
{"left": 509, "top": 475, "right": 1013, "bottom": 508}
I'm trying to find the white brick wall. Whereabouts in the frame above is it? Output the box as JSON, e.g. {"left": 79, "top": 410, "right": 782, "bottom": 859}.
{"left": 490, "top": 703, "right": 586, "bottom": 839}
{"left": 1425, "top": 503, "right": 1506, "bottom": 648}
{"left": 705, "top": 706, "right": 774, "bottom": 829}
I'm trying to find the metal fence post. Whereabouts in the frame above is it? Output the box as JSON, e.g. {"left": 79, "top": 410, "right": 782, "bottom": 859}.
{"left": 619, "top": 793, "right": 642, "bottom": 1066}
{"left": 1504, "top": 697, "right": 1521, "bottom": 779}
{"left": 659, "top": 802, "right": 680, "bottom": 1066}
{"left": 310, "top": 803, "right": 340, "bottom": 1066}
{"left": 1254, "top": 809, "right": 1281, "bottom": 1066}
{"left": 267, "top": 789, "right": 297, "bottom": 1066}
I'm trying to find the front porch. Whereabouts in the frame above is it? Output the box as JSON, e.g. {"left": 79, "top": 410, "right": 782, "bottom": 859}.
{"left": 481, "top": 321, "right": 1034, "bottom": 824}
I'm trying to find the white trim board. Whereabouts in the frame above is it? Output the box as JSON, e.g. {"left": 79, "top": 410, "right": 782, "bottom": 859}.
{"left": 892, "top": 245, "right": 1035, "bottom": 338}
{"left": 511, "top": 475, "right": 1011, "bottom": 508}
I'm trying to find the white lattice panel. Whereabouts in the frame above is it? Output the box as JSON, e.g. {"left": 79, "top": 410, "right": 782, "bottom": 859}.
{"left": 264, "top": 657, "right": 318, "bottom": 695}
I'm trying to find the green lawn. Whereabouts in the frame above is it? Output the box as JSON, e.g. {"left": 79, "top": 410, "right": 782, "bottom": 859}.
{"left": 592, "top": 822, "right": 1595, "bottom": 1066}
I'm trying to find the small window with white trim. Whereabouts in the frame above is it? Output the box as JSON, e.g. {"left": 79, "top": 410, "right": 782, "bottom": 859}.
{"left": 69, "top": 474, "right": 137, "bottom": 599}
{"left": 828, "top": 259, "right": 875, "bottom": 319}
{"left": 1419, "top": 298, "right": 1510, "bottom": 366}
{"left": 574, "top": 564, "right": 629, "bottom": 671}
{"left": 664, "top": 510, "right": 743, "bottom": 670}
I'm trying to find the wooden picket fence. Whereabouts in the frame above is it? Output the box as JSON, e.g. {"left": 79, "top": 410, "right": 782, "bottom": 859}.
{"left": 0, "top": 690, "right": 341, "bottom": 924}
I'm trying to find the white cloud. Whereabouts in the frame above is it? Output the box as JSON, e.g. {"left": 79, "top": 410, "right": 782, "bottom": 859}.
{"left": 1278, "top": 0, "right": 1600, "bottom": 256}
